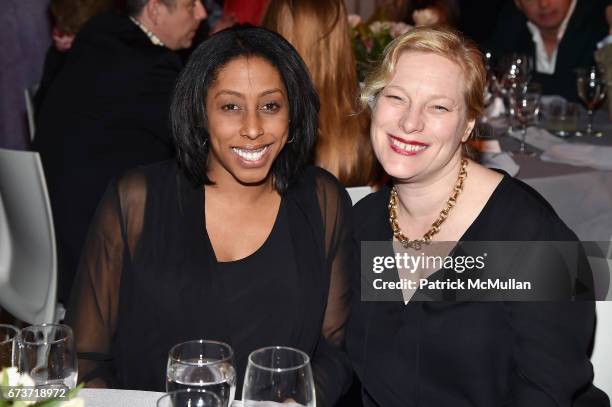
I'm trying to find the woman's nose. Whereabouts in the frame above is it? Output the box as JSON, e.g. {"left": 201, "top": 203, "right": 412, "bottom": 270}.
{"left": 240, "top": 110, "right": 264, "bottom": 139}
{"left": 398, "top": 105, "right": 424, "bottom": 134}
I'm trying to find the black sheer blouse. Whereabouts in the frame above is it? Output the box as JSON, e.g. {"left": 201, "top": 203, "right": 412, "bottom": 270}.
{"left": 67, "top": 161, "right": 353, "bottom": 406}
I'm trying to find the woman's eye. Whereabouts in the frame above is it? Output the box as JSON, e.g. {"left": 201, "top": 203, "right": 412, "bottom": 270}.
{"left": 261, "top": 102, "right": 281, "bottom": 112}
{"left": 221, "top": 103, "right": 240, "bottom": 111}
{"left": 385, "top": 94, "right": 403, "bottom": 102}
{"left": 432, "top": 105, "right": 450, "bottom": 112}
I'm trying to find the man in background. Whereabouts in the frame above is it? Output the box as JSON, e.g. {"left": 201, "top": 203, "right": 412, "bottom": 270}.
{"left": 34, "top": 0, "right": 206, "bottom": 305}
{"left": 487, "top": 0, "right": 608, "bottom": 101}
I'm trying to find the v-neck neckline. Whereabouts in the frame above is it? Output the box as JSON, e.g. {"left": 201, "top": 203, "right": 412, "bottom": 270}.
{"left": 381, "top": 173, "right": 510, "bottom": 243}
{"left": 200, "top": 186, "right": 285, "bottom": 264}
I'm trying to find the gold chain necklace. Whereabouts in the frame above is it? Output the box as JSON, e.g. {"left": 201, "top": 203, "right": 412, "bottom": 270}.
{"left": 389, "top": 159, "right": 468, "bottom": 250}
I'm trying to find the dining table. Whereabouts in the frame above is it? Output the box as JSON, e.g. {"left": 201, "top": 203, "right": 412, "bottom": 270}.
{"left": 79, "top": 388, "right": 243, "bottom": 406}
{"left": 481, "top": 105, "right": 612, "bottom": 243}
{"left": 79, "top": 388, "right": 163, "bottom": 407}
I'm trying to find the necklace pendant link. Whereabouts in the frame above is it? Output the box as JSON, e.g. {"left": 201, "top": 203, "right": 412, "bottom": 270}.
{"left": 389, "top": 159, "right": 468, "bottom": 248}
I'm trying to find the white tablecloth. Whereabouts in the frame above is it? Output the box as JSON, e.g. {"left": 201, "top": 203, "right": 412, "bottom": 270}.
{"left": 80, "top": 389, "right": 164, "bottom": 407}
{"left": 80, "top": 389, "right": 243, "bottom": 407}
{"left": 525, "top": 170, "right": 612, "bottom": 242}
{"left": 484, "top": 115, "right": 612, "bottom": 242}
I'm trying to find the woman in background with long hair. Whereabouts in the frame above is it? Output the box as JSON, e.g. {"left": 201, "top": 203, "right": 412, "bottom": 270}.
{"left": 262, "top": 0, "right": 381, "bottom": 187}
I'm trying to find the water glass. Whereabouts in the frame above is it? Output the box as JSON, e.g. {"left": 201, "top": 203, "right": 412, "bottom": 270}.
{"left": 166, "top": 340, "right": 236, "bottom": 407}
{"left": 242, "top": 346, "right": 315, "bottom": 407}
{"left": 0, "top": 324, "right": 19, "bottom": 368}
{"left": 19, "top": 324, "right": 77, "bottom": 389}
{"left": 546, "top": 100, "right": 579, "bottom": 137}
{"left": 157, "top": 389, "right": 223, "bottom": 407}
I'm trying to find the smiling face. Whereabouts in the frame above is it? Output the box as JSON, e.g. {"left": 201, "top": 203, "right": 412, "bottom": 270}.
{"left": 156, "top": 0, "right": 207, "bottom": 50}
{"left": 514, "top": 0, "right": 572, "bottom": 32}
{"left": 370, "top": 51, "right": 474, "bottom": 183}
{"left": 205, "top": 56, "right": 290, "bottom": 187}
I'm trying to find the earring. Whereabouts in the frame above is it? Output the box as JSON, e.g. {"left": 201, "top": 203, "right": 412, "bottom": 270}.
{"left": 286, "top": 135, "right": 295, "bottom": 144}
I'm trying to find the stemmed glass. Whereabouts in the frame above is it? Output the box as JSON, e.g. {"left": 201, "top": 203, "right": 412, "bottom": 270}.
{"left": 19, "top": 324, "right": 78, "bottom": 389}
{"left": 166, "top": 340, "right": 236, "bottom": 407}
{"left": 0, "top": 324, "right": 19, "bottom": 368}
{"left": 510, "top": 83, "right": 542, "bottom": 157}
{"left": 483, "top": 50, "right": 498, "bottom": 110}
{"left": 157, "top": 389, "right": 223, "bottom": 407}
{"left": 242, "top": 346, "right": 315, "bottom": 407}
{"left": 577, "top": 66, "right": 607, "bottom": 137}
{"left": 497, "top": 54, "right": 532, "bottom": 130}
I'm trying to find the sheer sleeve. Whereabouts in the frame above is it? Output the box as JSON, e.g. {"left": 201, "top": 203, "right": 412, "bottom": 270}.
{"left": 311, "top": 171, "right": 354, "bottom": 407}
{"left": 66, "top": 171, "right": 147, "bottom": 388}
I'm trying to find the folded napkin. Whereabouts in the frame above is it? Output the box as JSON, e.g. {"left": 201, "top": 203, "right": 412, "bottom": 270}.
{"left": 484, "top": 97, "right": 505, "bottom": 119}
{"left": 540, "top": 144, "right": 612, "bottom": 170}
{"left": 508, "top": 127, "right": 566, "bottom": 152}
{"left": 479, "top": 152, "right": 520, "bottom": 176}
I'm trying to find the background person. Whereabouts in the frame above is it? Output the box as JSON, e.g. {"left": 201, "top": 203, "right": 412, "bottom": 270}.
{"left": 487, "top": 0, "right": 608, "bottom": 102}
{"left": 36, "top": 0, "right": 117, "bottom": 111}
{"left": 33, "top": 0, "right": 206, "bottom": 305}
{"left": 262, "top": 0, "right": 381, "bottom": 187}
{"left": 66, "top": 25, "right": 353, "bottom": 406}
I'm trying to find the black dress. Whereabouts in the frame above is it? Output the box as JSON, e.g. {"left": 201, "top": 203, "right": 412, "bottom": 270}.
{"left": 346, "top": 175, "right": 607, "bottom": 406}
{"left": 66, "top": 161, "right": 353, "bottom": 406}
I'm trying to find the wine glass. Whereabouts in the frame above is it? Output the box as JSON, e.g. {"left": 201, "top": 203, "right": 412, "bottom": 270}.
{"left": 157, "top": 389, "right": 223, "bottom": 407}
{"left": 510, "top": 83, "right": 541, "bottom": 156}
{"left": 497, "top": 54, "right": 532, "bottom": 130}
{"left": 19, "top": 324, "right": 78, "bottom": 389}
{"left": 483, "top": 51, "right": 498, "bottom": 110}
{"left": 166, "top": 340, "right": 236, "bottom": 407}
{"left": 242, "top": 346, "right": 315, "bottom": 407}
{"left": 577, "top": 66, "right": 607, "bottom": 137}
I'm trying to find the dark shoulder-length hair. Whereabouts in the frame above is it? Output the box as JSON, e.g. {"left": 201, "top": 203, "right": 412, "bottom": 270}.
{"left": 171, "top": 24, "right": 319, "bottom": 194}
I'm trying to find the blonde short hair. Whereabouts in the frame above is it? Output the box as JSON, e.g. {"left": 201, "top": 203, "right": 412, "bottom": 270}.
{"left": 361, "top": 26, "right": 486, "bottom": 123}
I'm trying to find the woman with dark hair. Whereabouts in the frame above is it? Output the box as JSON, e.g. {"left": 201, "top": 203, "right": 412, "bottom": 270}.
{"left": 67, "top": 25, "right": 352, "bottom": 406}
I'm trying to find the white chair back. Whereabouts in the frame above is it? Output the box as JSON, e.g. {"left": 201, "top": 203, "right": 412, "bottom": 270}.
{"left": 0, "top": 148, "right": 57, "bottom": 324}
{"left": 592, "top": 301, "right": 612, "bottom": 397}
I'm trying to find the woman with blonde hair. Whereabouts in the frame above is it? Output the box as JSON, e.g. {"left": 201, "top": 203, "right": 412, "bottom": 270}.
{"left": 346, "top": 26, "right": 601, "bottom": 406}
{"left": 262, "top": 0, "right": 381, "bottom": 187}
